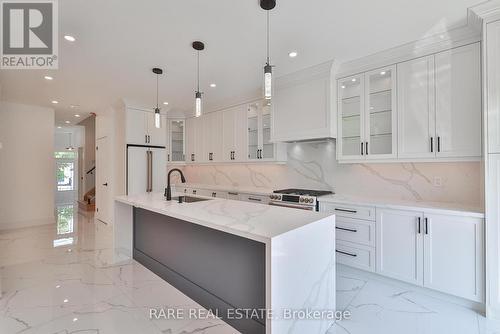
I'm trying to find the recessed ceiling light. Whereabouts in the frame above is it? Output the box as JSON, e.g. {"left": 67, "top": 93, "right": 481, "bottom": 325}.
{"left": 57, "top": 126, "right": 62, "bottom": 129}
{"left": 65, "top": 121, "right": 70, "bottom": 124}
{"left": 288, "top": 51, "right": 298, "bottom": 58}
{"left": 56, "top": 285, "right": 61, "bottom": 288}
{"left": 163, "top": 102, "right": 169, "bottom": 105}
{"left": 63, "top": 299, "right": 69, "bottom": 303}
{"left": 70, "top": 104, "right": 79, "bottom": 109}
{"left": 210, "top": 83, "right": 216, "bottom": 88}
{"left": 74, "top": 114, "right": 80, "bottom": 118}
{"left": 341, "top": 85, "right": 346, "bottom": 89}
{"left": 351, "top": 78, "right": 357, "bottom": 82}
{"left": 380, "top": 71, "right": 386, "bottom": 76}
{"left": 44, "top": 76, "right": 53, "bottom": 80}
{"left": 51, "top": 100, "right": 59, "bottom": 104}
{"left": 73, "top": 318, "right": 78, "bottom": 322}
{"left": 64, "top": 35, "right": 76, "bottom": 42}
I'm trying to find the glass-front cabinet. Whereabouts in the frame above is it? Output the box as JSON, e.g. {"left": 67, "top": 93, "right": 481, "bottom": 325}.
{"left": 247, "top": 100, "right": 275, "bottom": 161}
{"left": 337, "top": 65, "right": 397, "bottom": 161}
{"left": 168, "top": 119, "right": 185, "bottom": 163}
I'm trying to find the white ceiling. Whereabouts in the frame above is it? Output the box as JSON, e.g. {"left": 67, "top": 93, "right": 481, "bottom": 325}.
{"left": 0, "top": 0, "right": 484, "bottom": 125}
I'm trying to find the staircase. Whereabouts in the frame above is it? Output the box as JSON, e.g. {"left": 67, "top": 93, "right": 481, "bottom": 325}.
{"left": 78, "top": 187, "right": 95, "bottom": 212}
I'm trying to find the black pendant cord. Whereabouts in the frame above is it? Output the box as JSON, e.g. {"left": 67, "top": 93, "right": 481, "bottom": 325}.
{"left": 266, "top": 11, "right": 270, "bottom": 65}
{"left": 197, "top": 51, "right": 200, "bottom": 93}
{"left": 156, "top": 74, "right": 159, "bottom": 110}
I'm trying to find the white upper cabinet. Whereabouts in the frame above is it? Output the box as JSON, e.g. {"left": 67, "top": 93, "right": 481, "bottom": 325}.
{"left": 167, "top": 119, "right": 185, "bottom": 163}
{"left": 203, "top": 112, "right": 223, "bottom": 162}
{"left": 435, "top": 43, "right": 481, "bottom": 158}
{"left": 337, "top": 66, "right": 397, "bottom": 161}
{"left": 273, "top": 61, "right": 335, "bottom": 142}
{"left": 222, "top": 105, "right": 247, "bottom": 162}
{"left": 365, "top": 66, "right": 397, "bottom": 159}
{"left": 338, "top": 74, "right": 365, "bottom": 160}
{"left": 488, "top": 21, "right": 500, "bottom": 154}
{"left": 339, "top": 42, "right": 481, "bottom": 163}
{"left": 125, "top": 108, "right": 166, "bottom": 146}
{"left": 184, "top": 100, "right": 285, "bottom": 164}
{"left": 397, "top": 56, "right": 436, "bottom": 159}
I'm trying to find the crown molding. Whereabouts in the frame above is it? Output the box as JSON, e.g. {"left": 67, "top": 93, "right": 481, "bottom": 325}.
{"left": 336, "top": 19, "right": 481, "bottom": 78}
{"left": 470, "top": 0, "right": 500, "bottom": 23}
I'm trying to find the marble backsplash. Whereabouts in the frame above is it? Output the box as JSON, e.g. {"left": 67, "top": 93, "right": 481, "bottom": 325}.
{"left": 174, "top": 141, "right": 483, "bottom": 207}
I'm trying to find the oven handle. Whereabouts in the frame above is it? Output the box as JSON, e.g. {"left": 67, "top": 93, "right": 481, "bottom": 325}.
{"left": 269, "top": 202, "right": 315, "bottom": 211}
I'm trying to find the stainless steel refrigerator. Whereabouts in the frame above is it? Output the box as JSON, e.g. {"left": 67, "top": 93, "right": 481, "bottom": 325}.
{"left": 127, "top": 145, "right": 166, "bottom": 195}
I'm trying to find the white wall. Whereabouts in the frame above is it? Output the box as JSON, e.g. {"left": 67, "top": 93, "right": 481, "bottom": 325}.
{"left": 0, "top": 102, "right": 55, "bottom": 230}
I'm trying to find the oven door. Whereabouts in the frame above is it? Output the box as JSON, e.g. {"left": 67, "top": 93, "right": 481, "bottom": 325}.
{"left": 269, "top": 201, "right": 315, "bottom": 211}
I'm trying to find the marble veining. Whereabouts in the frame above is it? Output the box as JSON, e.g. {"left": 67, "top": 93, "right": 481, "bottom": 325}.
{"left": 178, "top": 141, "right": 482, "bottom": 208}
{"left": 115, "top": 192, "right": 333, "bottom": 240}
{"left": 1, "top": 206, "right": 500, "bottom": 333}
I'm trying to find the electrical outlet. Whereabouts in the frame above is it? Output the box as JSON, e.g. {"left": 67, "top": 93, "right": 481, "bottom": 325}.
{"left": 433, "top": 176, "right": 443, "bottom": 187}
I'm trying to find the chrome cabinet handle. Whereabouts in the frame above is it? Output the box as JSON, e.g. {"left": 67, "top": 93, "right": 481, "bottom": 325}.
{"left": 424, "top": 217, "right": 429, "bottom": 235}
{"left": 361, "top": 142, "right": 364, "bottom": 155}
{"left": 430, "top": 137, "right": 434, "bottom": 153}
{"left": 366, "top": 142, "right": 369, "bottom": 155}
{"left": 437, "top": 137, "right": 441, "bottom": 153}
{"left": 336, "top": 250, "right": 357, "bottom": 257}
{"left": 417, "top": 217, "right": 421, "bottom": 234}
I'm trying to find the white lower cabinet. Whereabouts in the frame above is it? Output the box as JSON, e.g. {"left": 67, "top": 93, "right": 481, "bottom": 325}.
{"left": 376, "top": 209, "right": 424, "bottom": 285}
{"left": 376, "top": 208, "right": 484, "bottom": 302}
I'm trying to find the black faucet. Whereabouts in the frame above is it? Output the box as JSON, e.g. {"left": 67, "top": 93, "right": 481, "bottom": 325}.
{"left": 165, "top": 168, "right": 186, "bottom": 201}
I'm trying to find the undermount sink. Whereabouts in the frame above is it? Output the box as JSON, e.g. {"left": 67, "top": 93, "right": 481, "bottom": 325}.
{"left": 171, "top": 196, "right": 212, "bottom": 203}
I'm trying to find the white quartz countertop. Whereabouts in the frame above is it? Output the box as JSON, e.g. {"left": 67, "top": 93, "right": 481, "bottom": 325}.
{"left": 115, "top": 192, "right": 333, "bottom": 242}
{"left": 318, "top": 194, "right": 484, "bottom": 218}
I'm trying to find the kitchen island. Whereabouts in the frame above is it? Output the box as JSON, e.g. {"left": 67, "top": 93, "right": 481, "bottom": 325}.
{"left": 114, "top": 192, "right": 336, "bottom": 334}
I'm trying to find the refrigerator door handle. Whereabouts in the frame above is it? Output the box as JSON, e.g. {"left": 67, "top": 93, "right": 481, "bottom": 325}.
{"left": 146, "top": 150, "right": 152, "bottom": 192}
{"left": 149, "top": 150, "right": 153, "bottom": 192}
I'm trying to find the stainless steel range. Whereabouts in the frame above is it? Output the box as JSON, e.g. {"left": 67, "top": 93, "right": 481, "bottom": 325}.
{"left": 269, "top": 189, "right": 333, "bottom": 211}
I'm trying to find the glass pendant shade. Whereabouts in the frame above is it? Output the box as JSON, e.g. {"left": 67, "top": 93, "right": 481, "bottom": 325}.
{"left": 195, "top": 91, "right": 202, "bottom": 117}
{"left": 264, "top": 64, "right": 272, "bottom": 100}
{"left": 154, "top": 108, "right": 161, "bottom": 128}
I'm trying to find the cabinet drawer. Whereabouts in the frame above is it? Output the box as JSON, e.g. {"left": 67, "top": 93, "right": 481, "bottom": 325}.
{"left": 320, "top": 202, "right": 376, "bottom": 221}
{"left": 336, "top": 217, "right": 375, "bottom": 247}
{"left": 336, "top": 241, "right": 375, "bottom": 272}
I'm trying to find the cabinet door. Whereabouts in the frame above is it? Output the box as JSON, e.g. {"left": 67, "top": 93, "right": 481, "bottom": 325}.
{"left": 338, "top": 74, "right": 365, "bottom": 160}
{"left": 185, "top": 118, "right": 195, "bottom": 162}
{"left": 210, "top": 112, "right": 223, "bottom": 162}
{"left": 233, "top": 105, "right": 248, "bottom": 162}
{"left": 488, "top": 21, "right": 500, "bottom": 153}
{"left": 261, "top": 103, "right": 275, "bottom": 160}
{"left": 194, "top": 116, "right": 205, "bottom": 163}
{"left": 169, "top": 120, "right": 185, "bottom": 162}
{"left": 146, "top": 112, "right": 167, "bottom": 147}
{"left": 376, "top": 209, "right": 424, "bottom": 285}
{"left": 397, "top": 56, "right": 436, "bottom": 159}
{"left": 435, "top": 43, "right": 481, "bottom": 158}
{"left": 126, "top": 109, "right": 147, "bottom": 145}
{"left": 222, "top": 107, "right": 236, "bottom": 162}
{"left": 365, "top": 66, "right": 397, "bottom": 159}
{"left": 423, "top": 213, "right": 483, "bottom": 301}
{"left": 247, "top": 102, "right": 261, "bottom": 160}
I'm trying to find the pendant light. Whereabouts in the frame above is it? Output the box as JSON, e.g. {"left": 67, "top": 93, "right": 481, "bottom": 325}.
{"left": 152, "top": 67, "right": 163, "bottom": 128}
{"left": 260, "top": 0, "right": 276, "bottom": 100}
{"left": 192, "top": 41, "right": 205, "bottom": 117}
{"left": 66, "top": 133, "right": 74, "bottom": 151}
